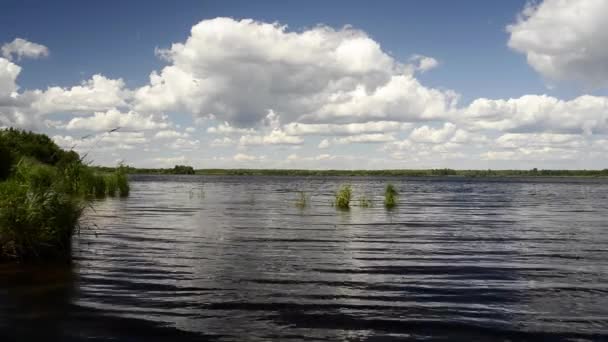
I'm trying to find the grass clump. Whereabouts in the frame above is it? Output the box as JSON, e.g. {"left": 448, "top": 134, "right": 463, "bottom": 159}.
{"left": 105, "top": 174, "right": 118, "bottom": 197}
{"left": 115, "top": 167, "right": 130, "bottom": 197}
{"left": 0, "top": 176, "right": 82, "bottom": 260}
{"left": 101, "top": 166, "right": 129, "bottom": 198}
{"left": 384, "top": 184, "right": 398, "bottom": 209}
{"left": 334, "top": 185, "right": 352, "bottom": 209}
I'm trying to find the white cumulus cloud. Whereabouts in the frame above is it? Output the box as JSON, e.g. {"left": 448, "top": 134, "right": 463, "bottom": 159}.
{"left": 134, "top": 17, "right": 455, "bottom": 127}
{"left": 507, "top": 0, "right": 608, "bottom": 86}
{"left": 2, "top": 38, "right": 49, "bottom": 61}
{"left": 66, "top": 108, "right": 169, "bottom": 131}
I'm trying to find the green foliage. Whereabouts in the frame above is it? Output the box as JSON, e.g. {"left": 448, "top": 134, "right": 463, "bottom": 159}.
{"left": 13, "top": 159, "right": 57, "bottom": 192}
{"left": 0, "top": 128, "right": 131, "bottom": 260}
{"left": 0, "top": 128, "right": 77, "bottom": 166}
{"left": 105, "top": 174, "right": 118, "bottom": 197}
{"left": 0, "top": 178, "right": 82, "bottom": 259}
{"left": 384, "top": 184, "right": 398, "bottom": 209}
{"left": 115, "top": 165, "right": 130, "bottom": 197}
{"left": 171, "top": 165, "right": 195, "bottom": 175}
{"left": 334, "top": 185, "right": 352, "bottom": 209}
{"left": 92, "top": 174, "right": 107, "bottom": 197}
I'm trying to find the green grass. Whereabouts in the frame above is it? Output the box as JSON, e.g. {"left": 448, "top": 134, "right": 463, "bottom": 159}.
{"left": 105, "top": 174, "right": 118, "bottom": 197}
{"left": 334, "top": 185, "right": 352, "bottom": 209}
{"left": 384, "top": 184, "right": 398, "bottom": 209}
{"left": 115, "top": 166, "right": 130, "bottom": 197}
{"left": 0, "top": 176, "right": 82, "bottom": 260}
{"left": 92, "top": 174, "right": 107, "bottom": 197}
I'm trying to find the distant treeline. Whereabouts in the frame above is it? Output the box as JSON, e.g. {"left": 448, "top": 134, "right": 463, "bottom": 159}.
{"left": 91, "top": 166, "right": 608, "bottom": 177}
{"left": 93, "top": 164, "right": 195, "bottom": 175}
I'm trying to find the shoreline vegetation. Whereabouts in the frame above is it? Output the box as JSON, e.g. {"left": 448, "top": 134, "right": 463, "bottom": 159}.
{"left": 93, "top": 166, "right": 608, "bottom": 178}
{"left": 0, "top": 129, "right": 130, "bottom": 261}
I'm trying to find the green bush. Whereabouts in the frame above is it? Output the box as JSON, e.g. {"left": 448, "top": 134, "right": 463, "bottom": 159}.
{"left": 334, "top": 185, "right": 352, "bottom": 209}
{"left": 0, "top": 128, "right": 74, "bottom": 166}
{"left": 170, "top": 165, "right": 195, "bottom": 175}
{"left": 384, "top": 184, "right": 398, "bottom": 209}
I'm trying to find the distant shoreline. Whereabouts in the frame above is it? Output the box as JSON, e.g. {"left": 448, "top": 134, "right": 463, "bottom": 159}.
{"left": 91, "top": 167, "right": 608, "bottom": 178}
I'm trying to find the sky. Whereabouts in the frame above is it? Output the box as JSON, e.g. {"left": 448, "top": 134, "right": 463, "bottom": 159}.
{"left": 1, "top": 0, "right": 608, "bottom": 169}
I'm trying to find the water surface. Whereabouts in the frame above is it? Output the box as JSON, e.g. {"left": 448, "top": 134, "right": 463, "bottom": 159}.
{"left": 2, "top": 175, "right": 608, "bottom": 341}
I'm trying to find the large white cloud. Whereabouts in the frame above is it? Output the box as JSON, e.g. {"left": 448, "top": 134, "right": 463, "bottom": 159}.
{"left": 134, "top": 17, "right": 455, "bottom": 127}
{"left": 1, "top": 69, "right": 133, "bottom": 129}
{"left": 409, "top": 123, "right": 457, "bottom": 144}
{"left": 283, "top": 120, "right": 410, "bottom": 136}
{"left": 53, "top": 131, "right": 149, "bottom": 154}
{"left": 507, "top": 0, "right": 608, "bottom": 86}
{"left": 31, "top": 74, "right": 130, "bottom": 114}
{"left": 463, "top": 94, "right": 608, "bottom": 134}
{"left": 0, "top": 58, "right": 21, "bottom": 99}
{"left": 333, "top": 133, "right": 395, "bottom": 144}
{"left": 2, "top": 38, "right": 49, "bottom": 61}
{"left": 239, "top": 129, "right": 304, "bottom": 146}
{"left": 66, "top": 108, "right": 169, "bottom": 131}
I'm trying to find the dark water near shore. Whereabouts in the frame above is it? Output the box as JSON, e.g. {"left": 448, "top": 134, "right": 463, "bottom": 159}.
{"left": 2, "top": 175, "right": 608, "bottom": 341}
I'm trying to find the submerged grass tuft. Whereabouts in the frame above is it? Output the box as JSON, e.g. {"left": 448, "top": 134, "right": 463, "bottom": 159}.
{"left": 358, "top": 195, "right": 372, "bottom": 208}
{"left": 384, "top": 184, "right": 398, "bottom": 209}
{"left": 295, "top": 191, "right": 309, "bottom": 208}
{"left": 334, "top": 185, "right": 352, "bottom": 209}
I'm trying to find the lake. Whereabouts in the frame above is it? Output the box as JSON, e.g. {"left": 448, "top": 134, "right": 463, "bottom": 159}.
{"left": 1, "top": 175, "right": 607, "bottom": 341}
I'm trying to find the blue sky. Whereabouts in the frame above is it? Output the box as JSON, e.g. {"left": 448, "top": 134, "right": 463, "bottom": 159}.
{"left": 2, "top": 0, "right": 539, "bottom": 99}
{"left": 1, "top": 0, "right": 608, "bottom": 169}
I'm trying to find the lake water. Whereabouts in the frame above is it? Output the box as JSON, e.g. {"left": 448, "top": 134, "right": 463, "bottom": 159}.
{"left": 1, "top": 175, "right": 608, "bottom": 341}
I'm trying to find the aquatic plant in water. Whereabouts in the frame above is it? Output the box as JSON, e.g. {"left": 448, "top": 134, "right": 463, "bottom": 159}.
{"left": 384, "top": 184, "right": 398, "bottom": 208}
{"left": 0, "top": 175, "right": 83, "bottom": 260}
{"left": 334, "top": 185, "right": 352, "bottom": 209}
{"left": 295, "top": 191, "right": 309, "bottom": 208}
{"left": 359, "top": 195, "right": 372, "bottom": 208}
